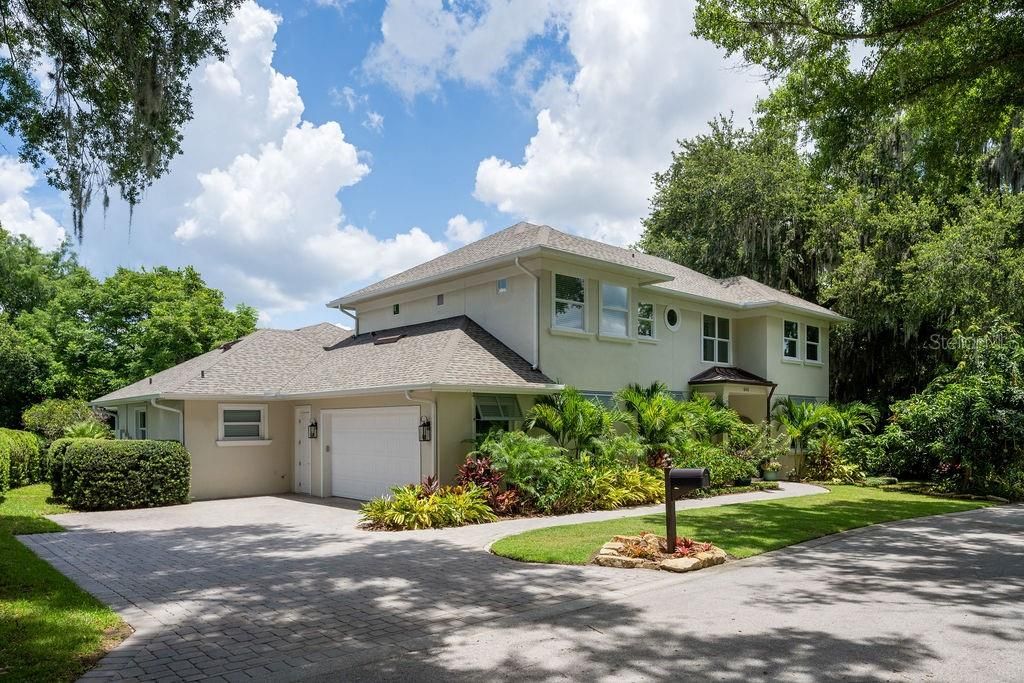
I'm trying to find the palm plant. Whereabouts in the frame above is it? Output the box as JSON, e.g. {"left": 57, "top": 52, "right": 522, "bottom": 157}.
{"left": 524, "top": 387, "right": 627, "bottom": 458}
{"left": 821, "top": 401, "right": 881, "bottom": 440}
{"left": 64, "top": 420, "right": 113, "bottom": 439}
{"left": 772, "top": 397, "right": 828, "bottom": 475}
{"left": 614, "top": 383, "right": 687, "bottom": 468}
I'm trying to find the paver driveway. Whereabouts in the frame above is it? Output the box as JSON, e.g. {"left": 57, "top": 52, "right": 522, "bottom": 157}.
{"left": 21, "top": 486, "right": 1024, "bottom": 681}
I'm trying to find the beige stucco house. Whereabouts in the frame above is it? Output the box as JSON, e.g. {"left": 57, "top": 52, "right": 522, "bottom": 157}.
{"left": 93, "top": 222, "right": 847, "bottom": 501}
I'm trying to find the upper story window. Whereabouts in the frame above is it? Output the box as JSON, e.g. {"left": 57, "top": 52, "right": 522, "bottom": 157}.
{"left": 392, "top": 303, "right": 400, "bottom": 315}
{"left": 496, "top": 278, "right": 509, "bottom": 294}
{"left": 806, "top": 325, "right": 821, "bottom": 363}
{"left": 219, "top": 404, "right": 267, "bottom": 441}
{"left": 474, "top": 394, "right": 523, "bottom": 436}
{"left": 637, "top": 302, "right": 654, "bottom": 338}
{"left": 600, "top": 283, "right": 629, "bottom": 336}
{"left": 553, "top": 273, "right": 586, "bottom": 330}
{"left": 665, "top": 307, "right": 680, "bottom": 332}
{"left": 436, "top": 294, "right": 445, "bottom": 306}
{"left": 702, "top": 315, "right": 730, "bottom": 363}
{"left": 783, "top": 320, "right": 800, "bottom": 359}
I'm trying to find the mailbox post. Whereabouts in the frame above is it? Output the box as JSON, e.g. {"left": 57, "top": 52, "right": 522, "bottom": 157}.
{"left": 663, "top": 467, "right": 711, "bottom": 553}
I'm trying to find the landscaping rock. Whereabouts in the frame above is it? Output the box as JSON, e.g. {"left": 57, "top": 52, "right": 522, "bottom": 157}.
{"left": 660, "top": 557, "right": 702, "bottom": 573}
{"left": 594, "top": 554, "right": 647, "bottom": 569}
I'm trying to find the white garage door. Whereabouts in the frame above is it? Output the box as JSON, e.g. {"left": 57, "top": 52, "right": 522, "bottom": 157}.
{"left": 328, "top": 407, "right": 421, "bottom": 500}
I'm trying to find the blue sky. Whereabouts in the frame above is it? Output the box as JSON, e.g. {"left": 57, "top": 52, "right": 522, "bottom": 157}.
{"left": 1, "top": 0, "right": 766, "bottom": 329}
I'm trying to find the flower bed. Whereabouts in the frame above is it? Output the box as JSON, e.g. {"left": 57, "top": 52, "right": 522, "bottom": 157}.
{"left": 594, "top": 532, "right": 727, "bottom": 572}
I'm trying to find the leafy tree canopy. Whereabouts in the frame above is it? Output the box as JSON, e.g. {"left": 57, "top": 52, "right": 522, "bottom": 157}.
{"left": 0, "top": 0, "right": 242, "bottom": 238}
{"left": 694, "top": 0, "right": 1024, "bottom": 192}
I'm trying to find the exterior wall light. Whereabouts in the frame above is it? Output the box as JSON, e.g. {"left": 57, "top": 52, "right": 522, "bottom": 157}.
{"left": 419, "top": 417, "right": 432, "bottom": 442}
{"left": 307, "top": 421, "right": 318, "bottom": 440}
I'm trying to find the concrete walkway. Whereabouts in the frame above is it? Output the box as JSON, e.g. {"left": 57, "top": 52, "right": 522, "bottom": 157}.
{"left": 22, "top": 484, "right": 1024, "bottom": 681}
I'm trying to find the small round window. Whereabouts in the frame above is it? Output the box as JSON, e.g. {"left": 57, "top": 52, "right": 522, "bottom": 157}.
{"left": 665, "top": 307, "right": 680, "bottom": 331}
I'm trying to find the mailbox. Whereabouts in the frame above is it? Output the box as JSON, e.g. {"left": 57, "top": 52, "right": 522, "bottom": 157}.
{"left": 663, "top": 467, "right": 711, "bottom": 553}
{"left": 667, "top": 468, "right": 711, "bottom": 500}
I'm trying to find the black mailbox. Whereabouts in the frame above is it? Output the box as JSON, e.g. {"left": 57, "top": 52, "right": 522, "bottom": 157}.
{"left": 667, "top": 468, "right": 711, "bottom": 500}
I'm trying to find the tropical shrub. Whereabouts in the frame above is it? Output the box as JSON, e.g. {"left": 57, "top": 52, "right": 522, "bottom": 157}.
{"left": 876, "top": 320, "right": 1024, "bottom": 495}
{"left": 360, "top": 482, "right": 496, "bottom": 530}
{"left": 56, "top": 440, "right": 191, "bottom": 510}
{"left": 0, "top": 427, "right": 45, "bottom": 488}
{"left": 805, "top": 434, "right": 863, "bottom": 483}
{"left": 474, "top": 431, "right": 565, "bottom": 506}
{"left": 677, "top": 443, "right": 758, "bottom": 488}
{"left": 524, "top": 387, "right": 626, "bottom": 458}
{"left": 64, "top": 420, "right": 113, "bottom": 439}
{"left": 22, "top": 399, "right": 98, "bottom": 442}
{"left": 730, "top": 422, "right": 789, "bottom": 471}
{"left": 615, "top": 383, "right": 687, "bottom": 467}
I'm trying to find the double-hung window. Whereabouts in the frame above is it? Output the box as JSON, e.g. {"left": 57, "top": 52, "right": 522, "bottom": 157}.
{"left": 474, "top": 395, "right": 523, "bottom": 436}
{"left": 553, "top": 273, "right": 586, "bottom": 330}
{"left": 219, "top": 405, "right": 267, "bottom": 441}
{"left": 637, "top": 302, "right": 655, "bottom": 338}
{"left": 806, "top": 325, "right": 821, "bottom": 363}
{"left": 133, "top": 408, "right": 147, "bottom": 439}
{"left": 783, "top": 320, "right": 800, "bottom": 360}
{"left": 702, "top": 315, "right": 730, "bottom": 363}
{"left": 600, "top": 283, "right": 629, "bottom": 336}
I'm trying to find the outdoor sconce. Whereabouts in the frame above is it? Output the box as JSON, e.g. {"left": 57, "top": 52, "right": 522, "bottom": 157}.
{"left": 419, "top": 417, "right": 432, "bottom": 442}
{"left": 307, "top": 421, "right": 318, "bottom": 440}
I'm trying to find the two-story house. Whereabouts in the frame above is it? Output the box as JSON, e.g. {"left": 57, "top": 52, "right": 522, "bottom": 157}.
{"left": 93, "top": 222, "right": 846, "bottom": 501}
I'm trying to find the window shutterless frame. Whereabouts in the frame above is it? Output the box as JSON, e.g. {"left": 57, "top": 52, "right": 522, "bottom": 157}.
{"left": 218, "top": 404, "right": 268, "bottom": 441}
{"left": 783, "top": 320, "right": 800, "bottom": 360}
{"left": 552, "top": 272, "right": 586, "bottom": 331}
{"left": 600, "top": 282, "right": 629, "bottom": 337}
{"left": 805, "top": 325, "right": 821, "bottom": 363}
{"left": 637, "top": 301, "right": 655, "bottom": 338}
{"left": 701, "top": 314, "right": 731, "bottom": 364}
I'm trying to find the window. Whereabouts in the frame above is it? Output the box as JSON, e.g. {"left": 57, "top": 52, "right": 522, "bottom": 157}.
{"left": 219, "top": 404, "right": 267, "bottom": 441}
{"left": 496, "top": 278, "right": 509, "bottom": 294}
{"left": 392, "top": 303, "right": 400, "bottom": 315}
{"left": 474, "top": 394, "right": 522, "bottom": 435}
{"left": 702, "top": 314, "right": 730, "bottom": 363}
{"left": 665, "top": 307, "right": 680, "bottom": 331}
{"left": 600, "top": 283, "right": 629, "bottom": 336}
{"left": 806, "top": 325, "right": 821, "bottom": 363}
{"left": 133, "top": 408, "right": 147, "bottom": 439}
{"left": 553, "top": 273, "right": 586, "bottom": 330}
{"left": 637, "top": 302, "right": 655, "bottom": 338}
{"left": 783, "top": 320, "right": 800, "bottom": 359}
{"left": 436, "top": 293, "right": 445, "bottom": 306}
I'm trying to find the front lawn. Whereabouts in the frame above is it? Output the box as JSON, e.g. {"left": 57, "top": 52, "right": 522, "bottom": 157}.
{"left": 490, "top": 485, "right": 993, "bottom": 565}
{"left": 0, "top": 484, "right": 129, "bottom": 682}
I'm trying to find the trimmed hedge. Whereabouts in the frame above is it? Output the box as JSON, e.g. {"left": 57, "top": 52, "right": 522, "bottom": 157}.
{"left": 47, "top": 438, "right": 80, "bottom": 499}
{"left": 0, "top": 428, "right": 45, "bottom": 490}
{"left": 55, "top": 440, "right": 191, "bottom": 511}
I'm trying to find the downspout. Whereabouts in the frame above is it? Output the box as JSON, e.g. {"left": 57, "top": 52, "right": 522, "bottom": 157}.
{"left": 405, "top": 390, "right": 437, "bottom": 481}
{"left": 150, "top": 398, "right": 184, "bottom": 443}
{"left": 514, "top": 257, "right": 540, "bottom": 369}
{"left": 336, "top": 306, "right": 358, "bottom": 336}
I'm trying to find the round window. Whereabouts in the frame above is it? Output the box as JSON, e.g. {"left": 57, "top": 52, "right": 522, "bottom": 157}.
{"left": 665, "top": 307, "right": 680, "bottom": 331}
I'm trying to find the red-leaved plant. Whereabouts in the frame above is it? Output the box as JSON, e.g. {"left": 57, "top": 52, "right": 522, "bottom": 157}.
{"left": 665, "top": 536, "right": 714, "bottom": 557}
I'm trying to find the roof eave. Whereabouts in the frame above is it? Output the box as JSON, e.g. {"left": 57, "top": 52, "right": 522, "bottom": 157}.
{"left": 327, "top": 245, "right": 673, "bottom": 308}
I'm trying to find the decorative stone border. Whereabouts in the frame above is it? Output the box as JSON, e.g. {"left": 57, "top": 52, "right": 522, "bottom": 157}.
{"left": 593, "top": 532, "right": 727, "bottom": 572}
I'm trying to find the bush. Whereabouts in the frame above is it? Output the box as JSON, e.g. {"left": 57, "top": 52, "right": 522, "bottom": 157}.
{"left": 676, "top": 443, "right": 758, "bottom": 488}
{"left": 0, "top": 428, "right": 45, "bottom": 488}
{"left": 0, "top": 441, "right": 8, "bottom": 495}
{"left": 47, "top": 438, "right": 81, "bottom": 498}
{"left": 57, "top": 440, "right": 191, "bottom": 510}
{"left": 64, "top": 420, "right": 113, "bottom": 439}
{"left": 805, "top": 434, "right": 863, "bottom": 483}
{"left": 360, "top": 482, "right": 496, "bottom": 530}
{"left": 22, "top": 399, "right": 97, "bottom": 442}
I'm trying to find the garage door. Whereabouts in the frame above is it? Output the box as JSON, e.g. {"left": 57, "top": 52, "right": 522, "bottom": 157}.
{"left": 327, "top": 407, "right": 421, "bottom": 500}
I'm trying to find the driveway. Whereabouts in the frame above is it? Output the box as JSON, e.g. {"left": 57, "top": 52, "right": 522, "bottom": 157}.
{"left": 19, "top": 485, "right": 1024, "bottom": 681}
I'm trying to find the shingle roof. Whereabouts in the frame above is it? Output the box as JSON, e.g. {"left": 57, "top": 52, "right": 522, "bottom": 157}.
{"left": 93, "top": 317, "right": 554, "bottom": 403}
{"left": 281, "top": 316, "right": 554, "bottom": 396}
{"left": 93, "top": 324, "right": 352, "bottom": 403}
{"left": 331, "top": 222, "right": 846, "bottom": 320}
{"left": 689, "top": 366, "right": 776, "bottom": 386}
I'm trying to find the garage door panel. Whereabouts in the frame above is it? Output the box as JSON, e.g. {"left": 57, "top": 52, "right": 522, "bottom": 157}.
{"left": 328, "top": 407, "right": 421, "bottom": 500}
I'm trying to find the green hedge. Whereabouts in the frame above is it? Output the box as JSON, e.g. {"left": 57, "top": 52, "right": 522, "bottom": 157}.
{"left": 55, "top": 440, "right": 191, "bottom": 511}
{"left": 47, "top": 438, "right": 80, "bottom": 499}
{"left": 0, "top": 428, "right": 45, "bottom": 490}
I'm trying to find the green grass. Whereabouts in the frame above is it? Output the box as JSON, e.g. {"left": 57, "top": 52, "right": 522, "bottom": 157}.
{"left": 1, "top": 484, "right": 129, "bottom": 682}
{"left": 491, "top": 485, "right": 993, "bottom": 565}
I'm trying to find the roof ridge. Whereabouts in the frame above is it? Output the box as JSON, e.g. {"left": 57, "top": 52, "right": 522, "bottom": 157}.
{"left": 431, "top": 315, "right": 471, "bottom": 384}
{"left": 161, "top": 330, "right": 267, "bottom": 393}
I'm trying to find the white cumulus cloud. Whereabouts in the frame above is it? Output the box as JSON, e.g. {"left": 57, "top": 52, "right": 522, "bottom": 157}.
{"left": 445, "top": 214, "right": 485, "bottom": 244}
{"left": 0, "top": 157, "right": 66, "bottom": 250}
